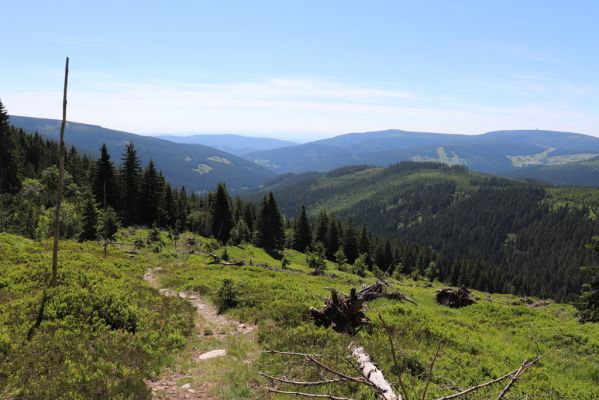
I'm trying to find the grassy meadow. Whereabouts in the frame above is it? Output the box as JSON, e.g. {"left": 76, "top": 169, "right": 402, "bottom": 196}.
{"left": 0, "top": 229, "right": 598, "bottom": 399}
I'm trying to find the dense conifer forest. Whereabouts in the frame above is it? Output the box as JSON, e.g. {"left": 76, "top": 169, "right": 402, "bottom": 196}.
{"left": 249, "top": 162, "right": 599, "bottom": 301}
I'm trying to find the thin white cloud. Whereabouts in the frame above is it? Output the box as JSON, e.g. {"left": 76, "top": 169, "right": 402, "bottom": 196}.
{"left": 3, "top": 75, "right": 599, "bottom": 140}
{"left": 501, "top": 46, "right": 557, "bottom": 64}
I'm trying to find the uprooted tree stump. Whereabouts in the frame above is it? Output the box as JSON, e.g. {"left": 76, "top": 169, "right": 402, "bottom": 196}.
{"left": 436, "top": 287, "right": 476, "bottom": 308}
{"left": 309, "top": 281, "right": 416, "bottom": 334}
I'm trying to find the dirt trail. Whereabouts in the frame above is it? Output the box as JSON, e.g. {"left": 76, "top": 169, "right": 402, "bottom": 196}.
{"left": 143, "top": 267, "right": 255, "bottom": 399}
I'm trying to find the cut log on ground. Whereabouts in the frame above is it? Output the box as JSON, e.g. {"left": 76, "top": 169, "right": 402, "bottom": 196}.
{"left": 310, "top": 281, "right": 416, "bottom": 334}
{"left": 435, "top": 287, "right": 475, "bottom": 308}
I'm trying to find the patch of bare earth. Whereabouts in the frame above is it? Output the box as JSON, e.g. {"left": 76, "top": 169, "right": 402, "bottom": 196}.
{"left": 143, "top": 267, "right": 256, "bottom": 399}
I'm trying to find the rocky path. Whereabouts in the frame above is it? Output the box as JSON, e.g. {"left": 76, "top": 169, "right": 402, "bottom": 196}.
{"left": 143, "top": 267, "right": 255, "bottom": 399}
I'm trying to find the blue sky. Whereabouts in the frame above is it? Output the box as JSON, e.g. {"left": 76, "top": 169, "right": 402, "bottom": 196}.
{"left": 1, "top": 0, "right": 598, "bottom": 140}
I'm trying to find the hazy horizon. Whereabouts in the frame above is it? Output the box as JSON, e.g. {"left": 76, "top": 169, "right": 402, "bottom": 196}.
{"left": 2, "top": 1, "right": 599, "bottom": 140}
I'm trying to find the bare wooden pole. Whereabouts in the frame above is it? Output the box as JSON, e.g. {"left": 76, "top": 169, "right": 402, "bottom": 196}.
{"left": 50, "top": 57, "right": 69, "bottom": 287}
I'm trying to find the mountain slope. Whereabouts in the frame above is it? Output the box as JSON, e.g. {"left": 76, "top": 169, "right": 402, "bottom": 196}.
{"left": 244, "top": 129, "right": 599, "bottom": 180}
{"left": 157, "top": 133, "right": 296, "bottom": 156}
{"left": 246, "top": 162, "right": 599, "bottom": 300}
{"left": 506, "top": 155, "right": 599, "bottom": 187}
{"left": 9, "top": 116, "right": 275, "bottom": 192}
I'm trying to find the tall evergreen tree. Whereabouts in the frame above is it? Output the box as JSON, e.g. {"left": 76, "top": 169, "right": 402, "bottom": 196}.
{"left": 314, "top": 211, "right": 329, "bottom": 246}
{"left": 325, "top": 216, "right": 339, "bottom": 259}
{"left": 163, "top": 184, "right": 177, "bottom": 228}
{"left": 66, "top": 146, "right": 85, "bottom": 186}
{"left": 211, "top": 183, "right": 234, "bottom": 243}
{"left": 292, "top": 205, "right": 312, "bottom": 252}
{"left": 93, "top": 144, "right": 119, "bottom": 210}
{"left": 119, "top": 143, "right": 142, "bottom": 225}
{"left": 358, "top": 227, "right": 370, "bottom": 255}
{"left": 176, "top": 186, "right": 189, "bottom": 232}
{"left": 243, "top": 203, "right": 256, "bottom": 232}
{"left": 141, "top": 160, "right": 165, "bottom": 226}
{"left": 255, "top": 192, "right": 284, "bottom": 252}
{"left": 79, "top": 192, "right": 98, "bottom": 242}
{"left": 343, "top": 221, "right": 359, "bottom": 264}
{"left": 0, "top": 99, "right": 21, "bottom": 193}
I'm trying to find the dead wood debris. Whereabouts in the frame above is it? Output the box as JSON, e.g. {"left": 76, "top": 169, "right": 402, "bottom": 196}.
{"left": 309, "top": 281, "right": 416, "bottom": 334}
{"left": 259, "top": 345, "right": 548, "bottom": 400}
{"left": 207, "top": 252, "right": 245, "bottom": 266}
{"left": 435, "top": 287, "right": 475, "bottom": 308}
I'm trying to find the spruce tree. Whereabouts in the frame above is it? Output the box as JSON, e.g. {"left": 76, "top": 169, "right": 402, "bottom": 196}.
{"left": 79, "top": 192, "right": 98, "bottom": 242}
{"left": 314, "top": 210, "right": 329, "bottom": 246}
{"left": 325, "top": 216, "right": 339, "bottom": 259}
{"left": 343, "top": 221, "right": 358, "bottom": 264}
{"left": 141, "top": 160, "right": 165, "bottom": 226}
{"left": 358, "top": 227, "right": 370, "bottom": 255}
{"left": 0, "top": 99, "right": 21, "bottom": 193}
{"left": 255, "top": 192, "right": 284, "bottom": 252}
{"left": 99, "top": 206, "right": 119, "bottom": 257}
{"left": 292, "top": 205, "right": 312, "bottom": 252}
{"left": 176, "top": 186, "right": 189, "bottom": 232}
{"left": 243, "top": 203, "right": 256, "bottom": 232}
{"left": 211, "top": 183, "right": 234, "bottom": 243}
{"left": 93, "top": 144, "right": 119, "bottom": 210}
{"left": 66, "top": 146, "right": 84, "bottom": 186}
{"left": 164, "top": 184, "right": 177, "bottom": 228}
{"left": 120, "top": 142, "right": 142, "bottom": 225}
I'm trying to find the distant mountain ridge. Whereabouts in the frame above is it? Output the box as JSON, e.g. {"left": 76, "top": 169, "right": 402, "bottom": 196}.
{"left": 243, "top": 129, "right": 599, "bottom": 181}
{"left": 157, "top": 134, "right": 297, "bottom": 156}
{"left": 9, "top": 116, "right": 275, "bottom": 192}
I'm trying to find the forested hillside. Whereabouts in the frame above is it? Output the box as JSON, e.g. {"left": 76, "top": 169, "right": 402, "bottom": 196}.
{"left": 249, "top": 162, "right": 599, "bottom": 301}
{"left": 506, "top": 155, "right": 599, "bottom": 186}
{"left": 8, "top": 115, "right": 275, "bottom": 191}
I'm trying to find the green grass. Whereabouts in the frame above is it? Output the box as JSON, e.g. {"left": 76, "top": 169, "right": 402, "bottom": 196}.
{"left": 159, "top": 238, "right": 599, "bottom": 400}
{"left": 0, "top": 231, "right": 195, "bottom": 399}
{"left": 1, "top": 231, "right": 598, "bottom": 399}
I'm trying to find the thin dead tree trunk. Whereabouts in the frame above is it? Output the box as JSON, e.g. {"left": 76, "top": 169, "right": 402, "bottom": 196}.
{"left": 50, "top": 56, "right": 69, "bottom": 287}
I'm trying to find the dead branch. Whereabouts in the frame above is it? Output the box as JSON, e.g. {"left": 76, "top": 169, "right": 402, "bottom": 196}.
{"left": 349, "top": 342, "right": 400, "bottom": 400}
{"left": 379, "top": 315, "right": 410, "bottom": 400}
{"left": 308, "top": 355, "right": 372, "bottom": 387}
{"left": 266, "top": 388, "right": 355, "bottom": 400}
{"left": 421, "top": 341, "right": 443, "bottom": 400}
{"left": 261, "top": 346, "right": 549, "bottom": 400}
{"left": 264, "top": 350, "right": 324, "bottom": 358}
{"left": 434, "top": 353, "right": 546, "bottom": 400}
{"left": 258, "top": 372, "right": 347, "bottom": 386}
